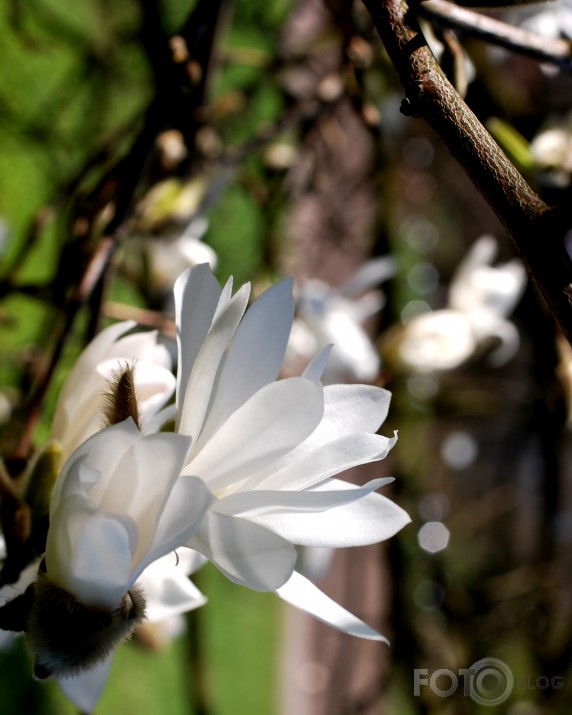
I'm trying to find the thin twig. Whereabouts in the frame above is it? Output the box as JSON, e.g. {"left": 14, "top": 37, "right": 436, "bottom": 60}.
{"left": 420, "top": 0, "right": 572, "bottom": 72}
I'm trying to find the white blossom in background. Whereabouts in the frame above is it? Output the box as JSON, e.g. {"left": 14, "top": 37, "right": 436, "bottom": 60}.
{"left": 170, "top": 263, "right": 409, "bottom": 637}
{"left": 511, "top": 0, "right": 572, "bottom": 41}
{"left": 529, "top": 111, "right": 572, "bottom": 187}
{"left": 284, "top": 256, "right": 395, "bottom": 384}
{"left": 507, "top": 1, "right": 572, "bottom": 77}
{"left": 384, "top": 236, "right": 526, "bottom": 372}
{"left": 50, "top": 321, "right": 176, "bottom": 460}
{"left": 136, "top": 214, "right": 217, "bottom": 294}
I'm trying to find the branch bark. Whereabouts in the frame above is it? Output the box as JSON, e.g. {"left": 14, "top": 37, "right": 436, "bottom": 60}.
{"left": 361, "top": 0, "right": 572, "bottom": 346}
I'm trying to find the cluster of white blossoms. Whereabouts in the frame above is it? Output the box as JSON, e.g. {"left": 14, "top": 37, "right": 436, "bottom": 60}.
{"left": 383, "top": 236, "right": 526, "bottom": 372}
{"left": 14, "top": 263, "right": 409, "bottom": 710}
{"left": 284, "top": 256, "right": 395, "bottom": 384}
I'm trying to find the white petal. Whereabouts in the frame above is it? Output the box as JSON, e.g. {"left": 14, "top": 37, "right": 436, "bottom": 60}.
{"left": 340, "top": 256, "right": 396, "bottom": 298}
{"left": 301, "top": 384, "right": 392, "bottom": 449}
{"left": 135, "top": 476, "right": 213, "bottom": 578}
{"left": 58, "top": 657, "right": 113, "bottom": 714}
{"left": 188, "top": 511, "right": 297, "bottom": 591}
{"left": 143, "top": 403, "right": 177, "bottom": 434}
{"left": 130, "top": 361, "right": 176, "bottom": 424}
{"left": 214, "top": 476, "right": 393, "bottom": 516}
{"left": 139, "top": 557, "right": 206, "bottom": 623}
{"left": 51, "top": 322, "right": 172, "bottom": 456}
{"left": 484, "top": 319, "right": 520, "bottom": 366}
{"left": 252, "top": 481, "right": 411, "bottom": 547}
{"left": 213, "top": 275, "right": 234, "bottom": 319}
{"left": 51, "top": 419, "right": 142, "bottom": 513}
{"left": 319, "top": 312, "right": 380, "bottom": 382}
{"left": 177, "top": 283, "right": 250, "bottom": 437}
{"left": 174, "top": 264, "right": 222, "bottom": 412}
{"left": 276, "top": 571, "right": 388, "bottom": 642}
{"left": 185, "top": 378, "right": 324, "bottom": 494}
{"left": 249, "top": 432, "right": 397, "bottom": 492}
{"left": 196, "top": 278, "right": 295, "bottom": 447}
{"left": 47, "top": 496, "right": 135, "bottom": 609}
{"left": 107, "top": 331, "right": 171, "bottom": 368}
{"left": 100, "top": 432, "right": 192, "bottom": 563}
{"left": 54, "top": 321, "right": 135, "bottom": 412}
{"left": 302, "top": 345, "right": 333, "bottom": 381}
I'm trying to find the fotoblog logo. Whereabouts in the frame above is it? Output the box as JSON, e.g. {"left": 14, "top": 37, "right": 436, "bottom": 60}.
{"left": 414, "top": 657, "right": 514, "bottom": 706}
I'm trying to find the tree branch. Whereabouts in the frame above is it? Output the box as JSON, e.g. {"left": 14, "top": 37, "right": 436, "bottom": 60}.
{"left": 420, "top": 0, "right": 572, "bottom": 72}
{"left": 361, "top": 0, "right": 572, "bottom": 346}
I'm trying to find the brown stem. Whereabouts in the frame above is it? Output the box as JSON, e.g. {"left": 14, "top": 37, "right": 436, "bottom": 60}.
{"left": 362, "top": 0, "right": 572, "bottom": 346}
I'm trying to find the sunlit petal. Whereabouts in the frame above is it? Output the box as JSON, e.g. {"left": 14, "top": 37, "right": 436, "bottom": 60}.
{"left": 276, "top": 571, "right": 388, "bottom": 642}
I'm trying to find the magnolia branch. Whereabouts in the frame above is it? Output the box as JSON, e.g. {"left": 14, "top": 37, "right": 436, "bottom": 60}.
{"left": 361, "top": 0, "right": 572, "bottom": 347}
{"left": 420, "top": 0, "right": 572, "bottom": 72}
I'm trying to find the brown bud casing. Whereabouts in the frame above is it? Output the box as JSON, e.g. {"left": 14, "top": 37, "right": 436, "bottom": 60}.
{"left": 25, "top": 570, "right": 146, "bottom": 680}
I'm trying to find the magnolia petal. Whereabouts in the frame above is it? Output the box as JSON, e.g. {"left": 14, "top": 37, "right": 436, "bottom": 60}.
{"left": 340, "top": 256, "right": 396, "bottom": 299}
{"left": 249, "top": 432, "right": 397, "bottom": 492}
{"left": 139, "top": 555, "right": 207, "bottom": 623}
{"left": 320, "top": 312, "right": 380, "bottom": 382}
{"left": 174, "top": 264, "right": 222, "bottom": 412}
{"left": 213, "top": 275, "right": 234, "bottom": 320}
{"left": 352, "top": 291, "right": 386, "bottom": 322}
{"left": 53, "top": 321, "right": 135, "bottom": 416}
{"left": 304, "top": 385, "right": 392, "bottom": 449}
{"left": 51, "top": 419, "right": 142, "bottom": 514}
{"left": 58, "top": 656, "right": 113, "bottom": 714}
{"left": 47, "top": 496, "right": 135, "bottom": 609}
{"left": 127, "top": 361, "right": 176, "bottom": 424}
{"left": 178, "top": 283, "right": 250, "bottom": 437}
{"left": 184, "top": 378, "right": 324, "bottom": 494}
{"left": 302, "top": 345, "right": 333, "bottom": 382}
{"left": 196, "top": 278, "right": 295, "bottom": 447}
{"left": 107, "top": 331, "right": 171, "bottom": 368}
{"left": 188, "top": 512, "right": 297, "bottom": 591}
{"left": 100, "top": 432, "right": 192, "bottom": 563}
{"left": 214, "top": 476, "right": 394, "bottom": 517}
{"left": 451, "top": 235, "right": 497, "bottom": 297}
{"left": 276, "top": 571, "right": 388, "bottom": 642}
{"left": 143, "top": 403, "right": 177, "bottom": 434}
{"left": 252, "top": 485, "right": 411, "bottom": 547}
{"left": 136, "top": 476, "right": 214, "bottom": 578}
{"left": 52, "top": 323, "right": 171, "bottom": 455}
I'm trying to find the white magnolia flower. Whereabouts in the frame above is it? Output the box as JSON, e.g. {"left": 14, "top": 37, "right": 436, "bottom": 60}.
{"left": 285, "top": 257, "right": 395, "bottom": 383}
{"left": 448, "top": 235, "right": 526, "bottom": 365}
{"left": 385, "top": 236, "right": 525, "bottom": 372}
{"left": 170, "top": 263, "right": 409, "bottom": 639}
{"left": 25, "top": 262, "right": 408, "bottom": 693}
{"left": 50, "top": 321, "right": 176, "bottom": 459}
{"left": 25, "top": 420, "right": 212, "bottom": 680}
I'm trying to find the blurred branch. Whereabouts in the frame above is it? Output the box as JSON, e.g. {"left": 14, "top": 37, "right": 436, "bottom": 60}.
{"left": 362, "top": 0, "right": 572, "bottom": 348}
{"left": 8, "top": 0, "right": 231, "bottom": 459}
{"left": 420, "top": 0, "right": 572, "bottom": 72}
